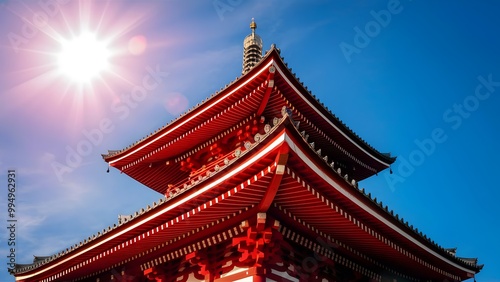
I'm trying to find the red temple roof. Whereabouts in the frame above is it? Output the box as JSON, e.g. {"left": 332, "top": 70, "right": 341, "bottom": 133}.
{"left": 13, "top": 42, "right": 481, "bottom": 281}
{"left": 102, "top": 46, "right": 395, "bottom": 195}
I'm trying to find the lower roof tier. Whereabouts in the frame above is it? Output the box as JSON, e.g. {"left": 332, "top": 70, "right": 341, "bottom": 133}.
{"left": 13, "top": 115, "right": 480, "bottom": 281}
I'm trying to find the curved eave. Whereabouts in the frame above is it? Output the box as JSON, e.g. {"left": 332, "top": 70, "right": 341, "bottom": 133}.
{"left": 13, "top": 120, "right": 290, "bottom": 281}
{"left": 102, "top": 47, "right": 280, "bottom": 192}
{"left": 240, "top": 46, "right": 395, "bottom": 179}
{"left": 268, "top": 47, "right": 395, "bottom": 169}
{"left": 105, "top": 75, "right": 278, "bottom": 192}
{"left": 102, "top": 58, "right": 274, "bottom": 169}
{"left": 277, "top": 122, "right": 480, "bottom": 279}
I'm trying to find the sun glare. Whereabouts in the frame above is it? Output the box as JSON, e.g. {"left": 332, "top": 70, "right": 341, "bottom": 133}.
{"left": 58, "top": 33, "right": 110, "bottom": 84}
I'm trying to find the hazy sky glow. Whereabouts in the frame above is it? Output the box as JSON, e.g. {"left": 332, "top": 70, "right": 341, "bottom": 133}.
{"left": 1, "top": 1, "right": 499, "bottom": 281}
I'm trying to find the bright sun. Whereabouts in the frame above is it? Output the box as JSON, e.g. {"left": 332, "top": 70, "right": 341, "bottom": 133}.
{"left": 58, "top": 32, "right": 110, "bottom": 84}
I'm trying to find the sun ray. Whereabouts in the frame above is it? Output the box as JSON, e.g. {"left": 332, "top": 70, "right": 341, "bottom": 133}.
{"left": 94, "top": 0, "right": 112, "bottom": 35}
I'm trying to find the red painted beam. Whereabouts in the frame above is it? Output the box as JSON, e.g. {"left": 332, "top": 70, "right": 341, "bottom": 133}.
{"left": 257, "top": 144, "right": 289, "bottom": 212}
{"left": 256, "top": 67, "right": 276, "bottom": 116}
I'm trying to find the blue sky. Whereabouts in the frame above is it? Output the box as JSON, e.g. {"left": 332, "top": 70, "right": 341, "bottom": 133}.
{"left": 0, "top": 1, "right": 499, "bottom": 281}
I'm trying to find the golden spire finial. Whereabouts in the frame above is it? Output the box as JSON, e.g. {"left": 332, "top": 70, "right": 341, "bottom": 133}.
{"left": 250, "top": 18, "right": 257, "bottom": 32}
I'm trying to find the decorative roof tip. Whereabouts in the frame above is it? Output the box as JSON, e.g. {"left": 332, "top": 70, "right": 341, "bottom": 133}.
{"left": 250, "top": 17, "right": 257, "bottom": 31}
{"left": 445, "top": 248, "right": 457, "bottom": 256}
{"left": 33, "top": 256, "right": 51, "bottom": 263}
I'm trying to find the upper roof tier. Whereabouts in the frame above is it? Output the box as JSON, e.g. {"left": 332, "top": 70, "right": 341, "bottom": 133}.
{"left": 102, "top": 45, "right": 395, "bottom": 194}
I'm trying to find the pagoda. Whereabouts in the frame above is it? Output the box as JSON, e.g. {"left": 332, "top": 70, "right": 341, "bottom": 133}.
{"left": 12, "top": 19, "right": 482, "bottom": 282}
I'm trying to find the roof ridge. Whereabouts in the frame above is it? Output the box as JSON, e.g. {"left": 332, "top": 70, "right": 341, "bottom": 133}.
{"left": 275, "top": 49, "right": 395, "bottom": 163}
{"left": 102, "top": 47, "right": 279, "bottom": 161}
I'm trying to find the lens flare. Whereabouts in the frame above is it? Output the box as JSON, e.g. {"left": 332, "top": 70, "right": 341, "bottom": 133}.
{"left": 164, "top": 92, "right": 189, "bottom": 116}
{"left": 128, "top": 35, "right": 147, "bottom": 55}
